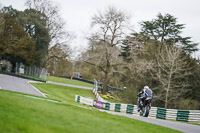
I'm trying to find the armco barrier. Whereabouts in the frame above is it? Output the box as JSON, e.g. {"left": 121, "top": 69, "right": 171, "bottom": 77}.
{"left": 75, "top": 79, "right": 200, "bottom": 122}
{"left": 176, "top": 110, "right": 189, "bottom": 122}
{"left": 156, "top": 108, "right": 166, "bottom": 119}
{"left": 105, "top": 102, "right": 110, "bottom": 110}
{"left": 166, "top": 109, "right": 177, "bottom": 120}
{"left": 95, "top": 101, "right": 104, "bottom": 109}
{"left": 188, "top": 110, "right": 200, "bottom": 122}
{"left": 149, "top": 107, "right": 157, "bottom": 117}
{"left": 115, "top": 104, "right": 121, "bottom": 112}
{"left": 120, "top": 104, "right": 128, "bottom": 113}
{"left": 126, "top": 104, "right": 134, "bottom": 114}
{"left": 93, "top": 79, "right": 107, "bottom": 103}
{"left": 75, "top": 95, "right": 200, "bottom": 122}
{"left": 75, "top": 95, "right": 94, "bottom": 106}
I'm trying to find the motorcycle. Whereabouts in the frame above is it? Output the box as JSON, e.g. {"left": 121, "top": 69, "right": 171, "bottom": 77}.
{"left": 139, "top": 96, "right": 152, "bottom": 117}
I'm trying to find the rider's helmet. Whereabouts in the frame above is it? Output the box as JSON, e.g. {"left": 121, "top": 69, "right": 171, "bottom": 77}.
{"left": 144, "top": 86, "right": 149, "bottom": 90}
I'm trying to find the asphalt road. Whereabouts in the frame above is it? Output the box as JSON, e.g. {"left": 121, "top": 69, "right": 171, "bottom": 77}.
{"left": 0, "top": 74, "right": 45, "bottom": 97}
{"left": 99, "top": 110, "right": 200, "bottom": 133}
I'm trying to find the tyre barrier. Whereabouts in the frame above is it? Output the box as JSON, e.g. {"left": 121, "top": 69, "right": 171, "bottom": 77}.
{"left": 75, "top": 95, "right": 200, "bottom": 122}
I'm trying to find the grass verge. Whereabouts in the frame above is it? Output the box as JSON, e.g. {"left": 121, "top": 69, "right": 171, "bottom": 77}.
{"left": 0, "top": 89, "right": 181, "bottom": 133}
{"left": 47, "top": 76, "right": 93, "bottom": 88}
{"left": 31, "top": 83, "right": 94, "bottom": 104}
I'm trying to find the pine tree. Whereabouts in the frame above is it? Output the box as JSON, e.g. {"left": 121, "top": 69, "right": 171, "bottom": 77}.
{"left": 120, "top": 39, "right": 131, "bottom": 62}
{"left": 140, "top": 13, "right": 198, "bottom": 54}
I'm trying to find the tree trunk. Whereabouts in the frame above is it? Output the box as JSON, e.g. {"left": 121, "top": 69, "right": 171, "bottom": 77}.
{"left": 11, "top": 62, "right": 16, "bottom": 73}
{"left": 165, "top": 64, "right": 173, "bottom": 108}
{"left": 165, "top": 89, "right": 169, "bottom": 108}
{"left": 102, "top": 71, "right": 108, "bottom": 94}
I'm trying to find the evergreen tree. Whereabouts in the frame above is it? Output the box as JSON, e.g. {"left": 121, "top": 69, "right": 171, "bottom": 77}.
{"left": 0, "top": 13, "right": 36, "bottom": 72}
{"left": 120, "top": 39, "right": 131, "bottom": 62}
{"left": 19, "top": 8, "right": 50, "bottom": 66}
{"left": 1, "top": 6, "right": 50, "bottom": 66}
{"left": 140, "top": 13, "right": 198, "bottom": 54}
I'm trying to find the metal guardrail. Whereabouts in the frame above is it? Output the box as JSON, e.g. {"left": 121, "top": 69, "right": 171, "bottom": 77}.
{"left": 75, "top": 95, "right": 200, "bottom": 122}
{"left": 75, "top": 79, "right": 200, "bottom": 122}
{"left": 93, "top": 79, "right": 107, "bottom": 102}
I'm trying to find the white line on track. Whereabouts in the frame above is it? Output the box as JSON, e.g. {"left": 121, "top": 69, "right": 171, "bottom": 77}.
{"left": 28, "top": 81, "right": 46, "bottom": 97}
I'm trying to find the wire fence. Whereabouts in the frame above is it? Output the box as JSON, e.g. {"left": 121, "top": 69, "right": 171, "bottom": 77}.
{"left": 15, "top": 63, "right": 47, "bottom": 80}
{"left": 0, "top": 61, "right": 47, "bottom": 80}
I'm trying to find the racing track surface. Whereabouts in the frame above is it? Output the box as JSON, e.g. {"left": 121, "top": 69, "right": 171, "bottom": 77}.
{"left": 0, "top": 74, "right": 45, "bottom": 97}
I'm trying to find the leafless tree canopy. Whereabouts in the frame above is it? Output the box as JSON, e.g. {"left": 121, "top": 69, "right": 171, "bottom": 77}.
{"left": 83, "top": 42, "right": 124, "bottom": 94}
{"left": 83, "top": 7, "right": 131, "bottom": 94}
{"left": 90, "top": 6, "right": 130, "bottom": 47}
{"left": 153, "top": 45, "right": 192, "bottom": 108}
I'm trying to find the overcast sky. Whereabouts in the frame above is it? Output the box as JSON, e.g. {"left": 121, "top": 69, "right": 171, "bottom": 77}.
{"left": 1, "top": 0, "right": 200, "bottom": 57}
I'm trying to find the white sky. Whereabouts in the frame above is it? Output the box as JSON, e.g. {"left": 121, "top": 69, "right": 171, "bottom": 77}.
{"left": 1, "top": 0, "right": 200, "bottom": 58}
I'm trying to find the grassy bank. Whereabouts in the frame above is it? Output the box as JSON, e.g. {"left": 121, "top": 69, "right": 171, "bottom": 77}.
{"left": 31, "top": 83, "right": 94, "bottom": 104}
{"left": 0, "top": 89, "right": 181, "bottom": 133}
{"left": 47, "top": 76, "right": 93, "bottom": 88}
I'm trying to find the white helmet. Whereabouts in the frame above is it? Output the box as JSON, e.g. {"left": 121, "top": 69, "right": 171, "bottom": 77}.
{"left": 144, "top": 86, "right": 149, "bottom": 90}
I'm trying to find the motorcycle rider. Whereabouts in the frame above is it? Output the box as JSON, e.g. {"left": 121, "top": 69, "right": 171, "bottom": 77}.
{"left": 137, "top": 86, "right": 153, "bottom": 112}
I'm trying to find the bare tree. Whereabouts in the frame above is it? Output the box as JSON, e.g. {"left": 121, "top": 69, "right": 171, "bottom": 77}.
{"left": 46, "top": 44, "right": 72, "bottom": 76}
{"left": 154, "top": 45, "right": 192, "bottom": 108}
{"left": 83, "top": 42, "right": 124, "bottom": 94}
{"left": 84, "top": 7, "right": 130, "bottom": 94}
{"left": 90, "top": 6, "right": 130, "bottom": 47}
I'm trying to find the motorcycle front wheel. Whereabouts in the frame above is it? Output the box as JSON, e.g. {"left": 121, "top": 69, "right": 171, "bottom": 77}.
{"left": 142, "top": 105, "right": 150, "bottom": 117}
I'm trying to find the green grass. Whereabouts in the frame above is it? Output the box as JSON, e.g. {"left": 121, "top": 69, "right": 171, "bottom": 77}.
{"left": 46, "top": 76, "right": 120, "bottom": 103}
{"left": 31, "top": 83, "right": 94, "bottom": 104}
{"left": 33, "top": 82, "right": 120, "bottom": 104}
{"left": 0, "top": 89, "right": 181, "bottom": 133}
{"left": 47, "top": 76, "right": 93, "bottom": 88}
{"left": 106, "top": 98, "right": 120, "bottom": 103}
{"left": 22, "top": 74, "right": 46, "bottom": 82}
